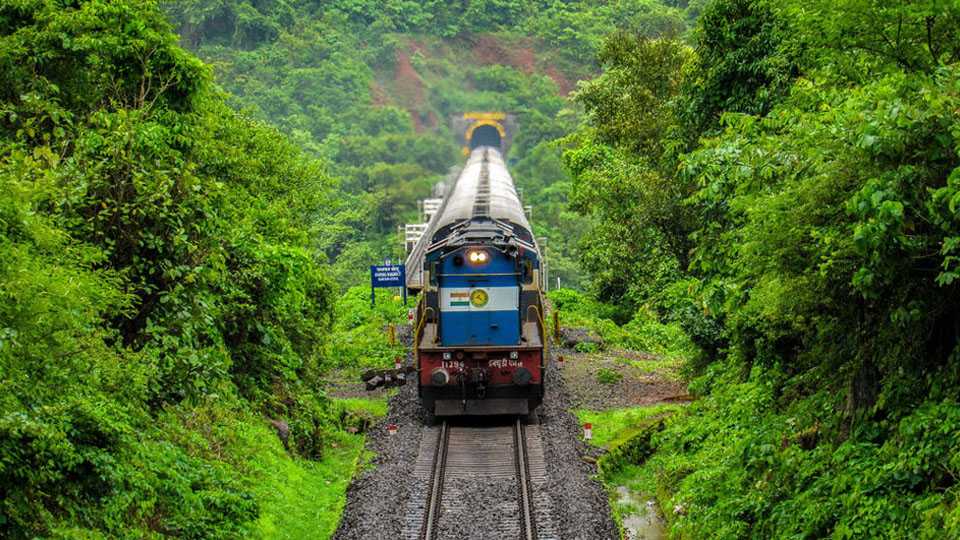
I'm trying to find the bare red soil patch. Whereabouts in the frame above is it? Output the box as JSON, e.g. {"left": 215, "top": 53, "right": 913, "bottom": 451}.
{"left": 393, "top": 49, "right": 427, "bottom": 131}
{"left": 544, "top": 65, "right": 574, "bottom": 95}
{"left": 472, "top": 34, "right": 537, "bottom": 74}
{"left": 560, "top": 351, "right": 689, "bottom": 410}
{"left": 471, "top": 34, "right": 576, "bottom": 94}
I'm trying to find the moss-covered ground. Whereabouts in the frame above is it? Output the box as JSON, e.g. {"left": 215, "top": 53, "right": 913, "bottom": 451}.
{"left": 245, "top": 397, "right": 386, "bottom": 539}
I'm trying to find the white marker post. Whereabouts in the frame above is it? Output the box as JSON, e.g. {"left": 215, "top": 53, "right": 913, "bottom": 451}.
{"left": 395, "top": 357, "right": 402, "bottom": 370}
{"left": 386, "top": 423, "right": 398, "bottom": 436}
{"left": 583, "top": 423, "right": 593, "bottom": 441}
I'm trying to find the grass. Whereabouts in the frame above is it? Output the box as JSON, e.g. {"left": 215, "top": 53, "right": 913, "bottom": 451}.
{"left": 614, "top": 354, "right": 684, "bottom": 381}
{"left": 576, "top": 404, "right": 684, "bottom": 497}
{"left": 239, "top": 396, "right": 388, "bottom": 539}
{"left": 335, "top": 396, "right": 391, "bottom": 418}
{"left": 252, "top": 429, "right": 366, "bottom": 539}
{"left": 576, "top": 405, "right": 683, "bottom": 540}
{"left": 596, "top": 367, "right": 624, "bottom": 385}
{"left": 576, "top": 404, "right": 683, "bottom": 449}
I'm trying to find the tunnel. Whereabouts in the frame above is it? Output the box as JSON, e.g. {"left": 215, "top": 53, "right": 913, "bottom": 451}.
{"left": 469, "top": 123, "right": 502, "bottom": 149}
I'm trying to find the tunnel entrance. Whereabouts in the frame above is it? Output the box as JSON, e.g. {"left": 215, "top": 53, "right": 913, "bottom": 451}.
{"left": 470, "top": 124, "right": 502, "bottom": 149}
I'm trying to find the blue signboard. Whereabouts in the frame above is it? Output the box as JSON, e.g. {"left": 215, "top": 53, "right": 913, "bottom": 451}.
{"left": 370, "top": 264, "right": 406, "bottom": 305}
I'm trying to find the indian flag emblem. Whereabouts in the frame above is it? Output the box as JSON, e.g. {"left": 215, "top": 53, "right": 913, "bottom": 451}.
{"left": 470, "top": 289, "right": 489, "bottom": 308}
{"left": 441, "top": 287, "right": 517, "bottom": 312}
{"left": 449, "top": 291, "right": 470, "bottom": 307}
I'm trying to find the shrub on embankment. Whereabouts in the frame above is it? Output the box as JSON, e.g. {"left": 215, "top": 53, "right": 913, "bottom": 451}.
{"left": 0, "top": 1, "right": 345, "bottom": 536}
{"left": 549, "top": 288, "right": 696, "bottom": 361}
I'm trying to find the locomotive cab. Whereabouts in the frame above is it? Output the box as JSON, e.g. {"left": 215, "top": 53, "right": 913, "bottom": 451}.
{"left": 415, "top": 216, "right": 546, "bottom": 416}
{"left": 437, "top": 244, "right": 521, "bottom": 346}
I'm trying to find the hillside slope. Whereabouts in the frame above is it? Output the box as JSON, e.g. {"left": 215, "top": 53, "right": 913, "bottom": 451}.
{"left": 164, "top": 0, "right": 700, "bottom": 290}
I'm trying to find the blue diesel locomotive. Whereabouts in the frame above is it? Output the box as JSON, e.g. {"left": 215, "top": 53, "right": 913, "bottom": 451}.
{"left": 412, "top": 146, "right": 547, "bottom": 416}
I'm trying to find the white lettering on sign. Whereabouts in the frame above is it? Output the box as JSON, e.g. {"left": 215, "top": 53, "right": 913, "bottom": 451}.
{"left": 373, "top": 267, "right": 403, "bottom": 280}
{"left": 489, "top": 358, "right": 522, "bottom": 369}
{"left": 441, "top": 361, "right": 464, "bottom": 370}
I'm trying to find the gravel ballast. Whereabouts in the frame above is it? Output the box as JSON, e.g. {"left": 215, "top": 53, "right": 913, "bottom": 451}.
{"left": 333, "top": 351, "right": 618, "bottom": 540}
{"left": 536, "top": 358, "right": 618, "bottom": 540}
{"left": 333, "top": 374, "right": 429, "bottom": 540}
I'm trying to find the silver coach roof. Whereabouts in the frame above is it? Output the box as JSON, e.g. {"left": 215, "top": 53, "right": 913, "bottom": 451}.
{"left": 432, "top": 146, "right": 531, "bottom": 235}
{"left": 405, "top": 146, "right": 534, "bottom": 290}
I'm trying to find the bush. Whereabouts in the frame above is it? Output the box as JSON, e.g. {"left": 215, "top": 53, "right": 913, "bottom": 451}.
{"left": 550, "top": 288, "right": 695, "bottom": 360}
{"left": 596, "top": 367, "right": 624, "bottom": 384}
{"left": 638, "top": 375, "right": 960, "bottom": 539}
{"left": 0, "top": 2, "right": 341, "bottom": 535}
{"left": 325, "top": 286, "right": 410, "bottom": 372}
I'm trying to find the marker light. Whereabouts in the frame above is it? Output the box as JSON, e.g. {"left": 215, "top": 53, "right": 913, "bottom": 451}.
{"left": 467, "top": 249, "right": 489, "bottom": 264}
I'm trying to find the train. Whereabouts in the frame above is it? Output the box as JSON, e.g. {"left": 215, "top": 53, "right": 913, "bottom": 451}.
{"left": 410, "top": 145, "right": 547, "bottom": 416}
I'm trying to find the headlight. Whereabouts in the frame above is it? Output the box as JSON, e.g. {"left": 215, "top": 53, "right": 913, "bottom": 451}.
{"left": 466, "top": 249, "right": 489, "bottom": 264}
{"left": 443, "top": 352, "right": 452, "bottom": 360}
{"left": 510, "top": 351, "right": 519, "bottom": 359}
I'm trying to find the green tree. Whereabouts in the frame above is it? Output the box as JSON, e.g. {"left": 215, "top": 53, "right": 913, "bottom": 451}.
{"left": 679, "top": 0, "right": 798, "bottom": 138}
{"left": 0, "top": 1, "right": 339, "bottom": 535}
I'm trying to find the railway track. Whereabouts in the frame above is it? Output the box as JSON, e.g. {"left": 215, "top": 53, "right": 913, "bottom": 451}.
{"left": 402, "top": 419, "right": 556, "bottom": 540}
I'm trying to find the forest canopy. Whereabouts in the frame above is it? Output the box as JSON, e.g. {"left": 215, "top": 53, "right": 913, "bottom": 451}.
{"left": 3, "top": 0, "right": 693, "bottom": 535}
{"left": 3, "top": 0, "right": 959, "bottom": 537}
{"left": 161, "top": 0, "right": 702, "bottom": 289}
{"left": 1, "top": 1, "right": 342, "bottom": 535}
{"left": 563, "top": 0, "right": 960, "bottom": 536}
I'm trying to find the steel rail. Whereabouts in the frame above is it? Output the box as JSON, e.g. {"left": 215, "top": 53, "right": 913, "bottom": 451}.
{"left": 515, "top": 418, "right": 536, "bottom": 540}
{"left": 420, "top": 420, "right": 537, "bottom": 540}
{"left": 421, "top": 421, "right": 448, "bottom": 540}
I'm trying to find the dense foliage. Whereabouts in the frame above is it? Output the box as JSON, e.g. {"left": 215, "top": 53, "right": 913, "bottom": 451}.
{"left": 565, "top": 0, "right": 960, "bottom": 536}
{"left": 0, "top": 1, "right": 355, "bottom": 535}
{"left": 13, "top": 0, "right": 957, "bottom": 536}
{"left": 163, "top": 0, "right": 703, "bottom": 290}
{"left": 0, "top": 0, "right": 701, "bottom": 535}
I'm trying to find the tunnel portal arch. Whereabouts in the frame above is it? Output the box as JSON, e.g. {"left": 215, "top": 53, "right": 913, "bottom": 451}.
{"left": 453, "top": 112, "right": 516, "bottom": 154}
{"left": 469, "top": 123, "right": 503, "bottom": 149}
